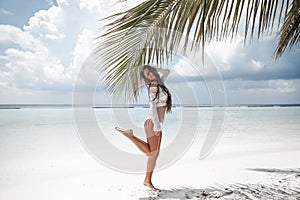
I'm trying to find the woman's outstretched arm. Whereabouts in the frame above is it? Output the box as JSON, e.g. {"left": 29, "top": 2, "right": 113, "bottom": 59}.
{"left": 156, "top": 67, "right": 170, "bottom": 82}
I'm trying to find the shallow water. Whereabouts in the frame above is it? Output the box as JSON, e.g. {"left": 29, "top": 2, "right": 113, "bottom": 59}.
{"left": 0, "top": 106, "right": 299, "bottom": 159}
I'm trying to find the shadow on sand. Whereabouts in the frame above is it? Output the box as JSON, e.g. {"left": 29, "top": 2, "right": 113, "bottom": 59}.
{"left": 139, "top": 168, "right": 300, "bottom": 200}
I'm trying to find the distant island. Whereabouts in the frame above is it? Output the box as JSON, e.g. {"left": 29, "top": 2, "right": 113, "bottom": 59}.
{"left": 1, "top": 104, "right": 299, "bottom": 109}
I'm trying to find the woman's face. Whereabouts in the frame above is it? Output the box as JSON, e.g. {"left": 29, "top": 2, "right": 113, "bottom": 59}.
{"left": 143, "top": 69, "right": 156, "bottom": 81}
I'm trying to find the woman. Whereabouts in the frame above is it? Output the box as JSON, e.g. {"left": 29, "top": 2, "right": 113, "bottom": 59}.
{"left": 115, "top": 65, "right": 172, "bottom": 191}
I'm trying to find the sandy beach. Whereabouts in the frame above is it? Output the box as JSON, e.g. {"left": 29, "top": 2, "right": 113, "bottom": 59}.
{"left": 1, "top": 142, "right": 299, "bottom": 199}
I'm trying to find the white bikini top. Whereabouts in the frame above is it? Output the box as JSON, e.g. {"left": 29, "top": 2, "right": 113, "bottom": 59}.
{"left": 148, "top": 67, "right": 170, "bottom": 132}
{"left": 149, "top": 86, "right": 168, "bottom": 107}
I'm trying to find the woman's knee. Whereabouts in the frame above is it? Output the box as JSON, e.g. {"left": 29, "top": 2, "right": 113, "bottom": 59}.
{"left": 155, "top": 131, "right": 162, "bottom": 136}
{"left": 144, "top": 118, "right": 153, "bottom": 127}
{"left": 147, "top": 150, "right": 160, "bottom": 158}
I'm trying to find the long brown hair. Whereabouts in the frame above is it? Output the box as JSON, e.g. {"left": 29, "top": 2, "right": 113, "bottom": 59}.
{"left": 140, "top": 65, "right": 172, "bottom": 113}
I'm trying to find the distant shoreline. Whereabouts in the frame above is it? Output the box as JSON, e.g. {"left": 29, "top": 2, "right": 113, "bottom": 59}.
{"left": 0, "top": 104, "right": 300, "bottom": 109}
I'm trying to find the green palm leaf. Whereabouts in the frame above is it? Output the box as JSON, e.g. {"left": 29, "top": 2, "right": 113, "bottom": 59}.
{"left": 95, "top": 0, "right": 298, "bottom": 101}
{"left": 275, "top": 0, "right": 300, "bottom": 59}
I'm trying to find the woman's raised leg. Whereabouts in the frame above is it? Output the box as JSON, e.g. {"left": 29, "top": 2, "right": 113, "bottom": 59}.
{"left": 114, "top": 127, "right": 150, "bottom": 154}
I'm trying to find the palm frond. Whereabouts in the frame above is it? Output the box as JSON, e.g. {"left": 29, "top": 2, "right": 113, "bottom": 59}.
{"left": 95, "top": 0, "right": 179, "bottom": 102}
{"left": 95, "top": 0, "right": 297, "bottom": 101}
{"left": 275, "top": 0, "right": 300, "bottom": 59}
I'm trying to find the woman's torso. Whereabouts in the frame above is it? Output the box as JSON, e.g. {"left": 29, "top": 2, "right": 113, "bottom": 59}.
{"left": 148, "top": 85, "right": 168, "bottom": 124}
{"left": 155, "top": 85, "right": 168, "bottom": 107}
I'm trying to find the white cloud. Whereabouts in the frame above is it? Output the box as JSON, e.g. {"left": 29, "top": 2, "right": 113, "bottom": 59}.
{"left": 205, "top": 34, "right": 244, "bottom": 70}
{"left": 56, "top": 0, "right": 70, "bottom": 6}
{"left": 72, "top": 28, "right": 95, "bottom": 70}
{"left": 24, "top": 6, "right": 64, "bottom": 40}
{"left": 45, "top": 0, "right": 56, "bottom": 6}
{"left": 204, "top": 34, "right": 300, "bottom": 81}
{"left": 2, "top": 48, "right": 72, "bottom": 90}
{"left": 79, "top": 0, "right": 105, "bottom": 13}
{"left": 224, "top": 79, "right": 300, "bottom": 104}
{"left": 226, "top": 79, "right": 300, "bottom": 93}
{"left": 0, "top": 25, "right": 46, "bottom": 51}
{"left": 0, "top": 0, "right": 141, "bottom": 103}
{"left": 250, "top": 59, "right": 265, "bottom": 71}
{"left": 0, "top": 8, "right": 14, "bottom": 15}
{"left": 173, "top": 58, "right": 199, "bottom": 77}
{"left": 172, "top": 47, "right": 227, "bottom": 82}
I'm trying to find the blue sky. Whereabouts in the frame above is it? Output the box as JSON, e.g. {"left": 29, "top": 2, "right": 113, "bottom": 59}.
{"left": 0, "top": 0, "right": 299, "bottom": 105}
{"left": 0, "top": 0, "right": 58, "bottom": 28}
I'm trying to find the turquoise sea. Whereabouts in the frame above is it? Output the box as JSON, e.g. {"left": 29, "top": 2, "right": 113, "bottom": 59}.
{"left": 0, "top": 105, "right": 299, "bottom": 159}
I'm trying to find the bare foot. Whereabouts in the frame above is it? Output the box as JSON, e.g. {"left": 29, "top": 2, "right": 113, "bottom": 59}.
{"left": 115, "top": 127, "right": 133, "bottom": 136}
{"left": 143, "top": 181, "right": 159, "bottom": 191}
